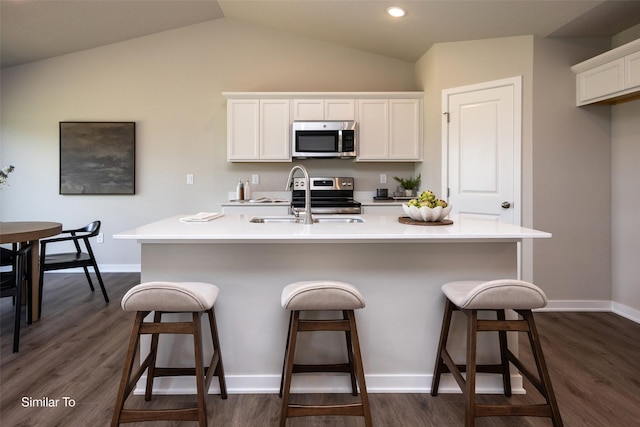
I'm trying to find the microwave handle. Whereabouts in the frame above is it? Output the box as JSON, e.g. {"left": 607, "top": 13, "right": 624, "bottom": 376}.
{"left": 337, "top": 130, "right": 343, "bottom": 153}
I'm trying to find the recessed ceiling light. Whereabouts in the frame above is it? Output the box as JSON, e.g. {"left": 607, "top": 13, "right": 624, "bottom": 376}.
{"left": 387, "top": 6, "right": 406, "bottom": 18}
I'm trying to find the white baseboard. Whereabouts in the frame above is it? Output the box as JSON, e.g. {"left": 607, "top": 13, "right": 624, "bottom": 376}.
{"left": 134, "top": 373, "right": 525, "bottom": 395}
{"left": 539, "top": 299, "right": 612, "bottom": 312}
{"left": 537, "top": 299, "right": 640, "bottom": 324}
{"left": 611, "top": 302, "right": 640, "bottom": 324}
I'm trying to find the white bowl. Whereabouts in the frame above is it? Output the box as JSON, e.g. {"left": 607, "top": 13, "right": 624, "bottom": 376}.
{"left": 402, "top": 203, "right": 452, "bottom": 222}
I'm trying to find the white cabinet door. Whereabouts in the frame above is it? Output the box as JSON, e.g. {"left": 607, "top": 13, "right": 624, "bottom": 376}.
{"left": 293, "top": 99, "right": 324, "bottom": 120}
{"left": 357, "top": 98, "right": 422, "bottom": 161}
{"left": 293, "top": 99, "right": 355, "bottom": 120}
{"left": 389, "top": 99, "right": 422, "bottom": 160}
{"left": 324, "top": 99, "right": 355, "bottom": 120}
{"left": 577, "top": 59, "right": 625, "bottom": 105}
{"left": 227, "top": 99, "right": 290, "bottom": 161}
{"left": 357, "top": 99, "right": 389, "bottom": 160}
{"left": 626, "top": 50, "right": 640, "bottom": 90}
{"left": 260, "top": 99, "right": 290, "bottom": 160}
{"left": 227, "top": 99, "right": 260, "bottom": 161}
{"left": 578, "top": 58, "right": 625, "bottom": 103}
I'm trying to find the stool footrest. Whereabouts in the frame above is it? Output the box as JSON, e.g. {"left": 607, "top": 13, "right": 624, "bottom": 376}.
{"left": 298, "top": 319, "right": 350, "bottom": 332}
{"left": 287, "top": 403, "right": 365, "bottom": 418}
{"left": 139, "top": 321, "right": 195, "bottom": 334}
{"left": 293, "top": 363, "right": 352, "bottom": 374}
{"left": 119, "top": 407, "right": 200, "bottom": 423}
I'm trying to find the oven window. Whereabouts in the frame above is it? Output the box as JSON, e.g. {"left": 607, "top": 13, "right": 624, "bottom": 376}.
{"left": 296, "top": 131, "right": 338, "bottom": 152}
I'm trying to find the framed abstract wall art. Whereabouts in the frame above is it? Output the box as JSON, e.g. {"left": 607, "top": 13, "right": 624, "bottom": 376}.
{"left": 59, "top": 122, "right": 135, "bottom": 195}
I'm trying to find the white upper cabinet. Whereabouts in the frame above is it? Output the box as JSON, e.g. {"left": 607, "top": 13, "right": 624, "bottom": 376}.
{"left": 226, "top": 98, "right": 291, "bottom": 162}
{"left": 292, "top": 99, "right": 355, "bottom": 120}
{"left": 572, "top": 38, "right": 640, "bottom": 106}
{"left": 357, "top": 98, "right": 422, "bottom": 161}
{"left": 389, "top": 99, "right": 422, "bottom": 160}
{"left": 325, "top": 99, "right": 356, "bottom": 120}
{"left": 224, "top": 92, "right": 423, "bottom": 163}
{"left": 357, "top": 99, "right": 389, "bottom": 159}
{"left": 626, "top": 50, "right": 640, "bottom": 90}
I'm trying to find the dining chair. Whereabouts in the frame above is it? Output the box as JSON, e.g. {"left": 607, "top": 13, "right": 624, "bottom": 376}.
{"left": 1, "top": 243, "right": 33, "bottom": 352}
{"left": 38, "top": 221, "right": 109, "bottom": 317}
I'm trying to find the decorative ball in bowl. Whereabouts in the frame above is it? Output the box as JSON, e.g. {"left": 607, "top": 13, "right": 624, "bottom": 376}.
{"left": 402, "top": 190, "right": 452, "bottom": 222}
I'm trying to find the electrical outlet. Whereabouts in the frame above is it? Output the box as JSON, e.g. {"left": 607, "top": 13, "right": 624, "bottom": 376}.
{"left": 186, "top": 174, "right": 194, "bottom": 184}
{"left": 252, "top": 174, "right": 260, "bottom": 185}
{"left": 97, "top": 233, "right": 104, "bottom": 243}
{"left": 380, "top": 173, "right": 387, "bottom": 184}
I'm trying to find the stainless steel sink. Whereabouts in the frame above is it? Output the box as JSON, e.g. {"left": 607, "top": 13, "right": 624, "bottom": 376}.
{"left": 249, "top": 216, "right": 364, "bottom": 224}
{"left": 249, "top": 217, "right": 305, "bottom": 224}
{"left": 314, "top": 217, "right": 364, "bottom": 223}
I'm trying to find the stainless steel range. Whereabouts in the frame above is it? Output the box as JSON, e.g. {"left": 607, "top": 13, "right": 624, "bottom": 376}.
{"left": 290, "top": 177, "right": 362, "bottom": 214}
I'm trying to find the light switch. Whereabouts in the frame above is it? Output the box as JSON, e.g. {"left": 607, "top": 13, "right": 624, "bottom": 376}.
{"left": 380, "top": 174, "right": 387, "bottom": 184}
{"left": 252, "top": 174, "right": 260, "bottom": 185}
{"left": 186, "top": 174, "right": 194, "bottom": 184}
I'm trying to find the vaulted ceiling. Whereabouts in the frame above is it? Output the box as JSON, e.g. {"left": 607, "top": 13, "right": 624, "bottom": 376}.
{"left": 3, "top": 0, "right": 640, "bottom": 69}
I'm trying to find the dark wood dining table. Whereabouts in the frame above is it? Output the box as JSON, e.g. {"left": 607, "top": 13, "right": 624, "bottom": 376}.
{"left": 0, "top": 221, "right": 63, "bottom": 322}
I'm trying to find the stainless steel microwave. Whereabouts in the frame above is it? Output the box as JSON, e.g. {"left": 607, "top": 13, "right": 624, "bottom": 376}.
{"left": 291, "top": 121, "right": 357, "bottom": 159}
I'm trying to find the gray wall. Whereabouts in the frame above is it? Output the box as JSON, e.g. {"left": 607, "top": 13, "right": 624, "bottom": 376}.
{"left": 611, "top": 25, "right": 640, "bottom": 316}
{"left": 531, "top": 37, "right": 612, "bottom": 302}
{"left": 413, "top": 34, "right": 638, "bottom": 317}
{"left": 2, "top": 16, "right": 638, "bottom": 317}
{"left": 1, "top": 18, "right": 416, "bottom": 266}
{"left": 612, "top": 100, "right": 640, "bottom": 314}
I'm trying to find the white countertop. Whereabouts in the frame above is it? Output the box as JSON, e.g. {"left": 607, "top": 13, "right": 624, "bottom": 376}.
{"left": 114, "top": 214, "right": 551, "bottom": 243}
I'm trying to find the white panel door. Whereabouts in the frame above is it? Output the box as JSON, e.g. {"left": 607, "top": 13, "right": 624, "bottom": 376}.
{"left": 443, "top": 77, "right": 521, "bottom": 225}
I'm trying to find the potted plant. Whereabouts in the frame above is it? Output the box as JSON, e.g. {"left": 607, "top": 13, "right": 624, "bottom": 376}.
{"left": 393, "top": 174, "right": 421, "bottom": 197}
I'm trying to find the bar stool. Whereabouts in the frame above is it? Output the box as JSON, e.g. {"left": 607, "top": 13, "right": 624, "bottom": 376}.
{"left": 279, "top": 280, "right": 372, "bottom": 427}
{"left": 112, "top": 281, "right": 227, "bottom": 426}
{"left": 431, "top": 279, "right": 563, "bottom": 427}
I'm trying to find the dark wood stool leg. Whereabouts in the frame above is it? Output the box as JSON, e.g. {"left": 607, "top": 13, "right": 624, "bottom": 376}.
{"left": 192, "top": 312, "right": 207, "bottom": 427}
{"left": 279, "top": 311, "right": 294, "bottom": 398}
{"left": 343, "top": 310, "right": 359, "bottom": 396}
{"left": 144, "top": 311, "right": 162, "bottom": 401}
{"left": 346, "top": 310, "right": 373, "bottom": 427}
{"left": 496, "top": 309, "right": 512, "bottom": 397}
{"left": 280, "top": 310, "right": 300, "bottom": 427}
{"left": 111, "top": 311, "right": 145, "bottom": 427}
{"left": 522, "top": 310, "right": 563, "bottom": 427}
{"left": 431, "top": 298, "right": 455, "bottom": 396}
{"left": 465, "top": 309, "right": 478, "bottom": 427}
{"left": 206, "top": 308, "right": 227, "bottom": 399}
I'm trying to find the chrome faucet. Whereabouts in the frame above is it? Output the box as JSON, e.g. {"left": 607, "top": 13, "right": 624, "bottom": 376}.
{"left": 285, "top": 165, "right": 313, "bottom": 225}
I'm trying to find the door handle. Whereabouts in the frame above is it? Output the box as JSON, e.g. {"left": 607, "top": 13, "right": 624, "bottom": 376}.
{"left": 501, "top": 201, "right": 511, "bottom": 209}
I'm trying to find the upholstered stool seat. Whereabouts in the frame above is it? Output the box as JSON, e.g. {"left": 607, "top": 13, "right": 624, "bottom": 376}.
{"left": 112, "top": 281, "right": 227, "bottom": 427}
{"left": 279, "top": 281, "right": 372, "bottom": 427}
{"left": 431, "top": 279, "right": 563, "bottom": 427}
{"left": 120, "top": 281, "right": 220, "bottom": 312}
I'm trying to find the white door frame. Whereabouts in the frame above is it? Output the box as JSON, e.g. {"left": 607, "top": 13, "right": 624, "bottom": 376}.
{"left": 441, "top": 76, "right": 523, "bottom": 226}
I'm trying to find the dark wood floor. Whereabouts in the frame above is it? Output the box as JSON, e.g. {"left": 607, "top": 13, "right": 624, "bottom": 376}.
{"left": 2, "top": 273, "right": 640, "bottom": 426}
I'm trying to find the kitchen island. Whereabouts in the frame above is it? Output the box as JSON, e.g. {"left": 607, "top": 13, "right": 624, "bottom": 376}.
{"left": 114, "top": 213, "right": 550, "bottom": 395}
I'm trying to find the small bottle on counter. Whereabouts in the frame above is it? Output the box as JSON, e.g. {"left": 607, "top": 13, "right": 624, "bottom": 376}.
{"left": 236, "top": 180, "right": 244, "bottom": 201}
{"left": 244, "top": 179, "right": 251, "bottom": 200}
